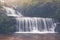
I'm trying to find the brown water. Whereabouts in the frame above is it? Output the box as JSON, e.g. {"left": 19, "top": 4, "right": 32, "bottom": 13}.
{"left": 0, "top": 33, "right": 60, "bottom": 40}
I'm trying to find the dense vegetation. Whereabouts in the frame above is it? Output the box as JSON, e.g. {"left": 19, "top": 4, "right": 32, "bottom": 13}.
{"left": 15, "top": 0, "right": 60, "bottom": 19}
{"left": 17, "top": 0, "right": 60, "bottom": 18}
{"left": 0, "top": 0, "right": 60, "bottom": 33}
{"left": 0, "top": 6, "right": 16, "bottom": 34}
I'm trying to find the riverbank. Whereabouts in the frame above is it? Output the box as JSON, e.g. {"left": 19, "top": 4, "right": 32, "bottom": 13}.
{"left": 0, "top": 33, "right": 60, "bottom": 40}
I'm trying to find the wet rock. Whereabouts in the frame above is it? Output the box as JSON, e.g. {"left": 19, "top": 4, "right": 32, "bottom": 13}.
{"left": 55, "top": 23, "right": 60, "bottom": 33}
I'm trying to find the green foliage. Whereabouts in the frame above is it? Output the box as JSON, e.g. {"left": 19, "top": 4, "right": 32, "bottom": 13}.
{"left": 21, "top": 1, "right": 57, "bottom": 17}
{"left": 0, "top": 16, "right": 16, "bottom": 34}
{"left": 19, "top": 0, "right": 60, "bottom": 19}
{"left": 54, "top": 4, "right": 60, "bottom": 18}
{"left": 0, "top": 6, "right": 16, "bottom": 34}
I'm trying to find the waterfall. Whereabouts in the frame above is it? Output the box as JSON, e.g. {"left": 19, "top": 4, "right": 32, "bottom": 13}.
{"left": 2, "top": 6, "right": 23, "bottom": 17}
{"left": 16, "top": 17, "right": 56, "bottom": 33}
{"left": 3, "top": 6, "right": 57, "bottom": 33}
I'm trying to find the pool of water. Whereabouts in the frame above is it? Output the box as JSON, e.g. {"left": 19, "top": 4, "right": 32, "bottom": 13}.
{"left": 0, "top": 33, "right": 60, "bottom": 40}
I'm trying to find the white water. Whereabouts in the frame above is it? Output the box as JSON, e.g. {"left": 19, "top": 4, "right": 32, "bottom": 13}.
{"left": 16, "top": 17, "right": 56, "bottom": 33}
{"left": 3, "top": 6, "right": 57, "bottom": 33}
{"left": 2, "top": 6, "right": 23, "bottom": 17}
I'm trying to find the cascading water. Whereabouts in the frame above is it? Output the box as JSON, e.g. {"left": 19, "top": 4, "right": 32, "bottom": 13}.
{"left": 2, "top": 6, "right": 23, "bottom": 17}
{"left": 2, "top": 6, "right": 57, "bottom": 33}
{"left": 16, "top": 17, "right": 56, "bottom": 33}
